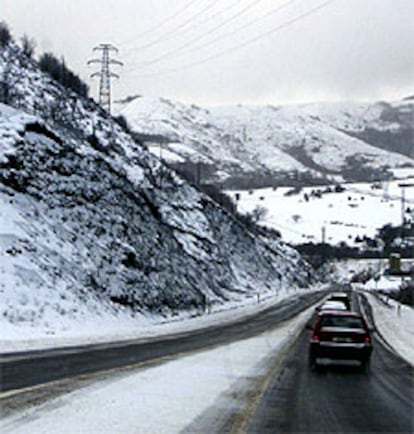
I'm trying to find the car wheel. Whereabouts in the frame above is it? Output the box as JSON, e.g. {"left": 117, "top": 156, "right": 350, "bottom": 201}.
{"left": 309, "top": 354, "right": 321, "bottom": 372}
{"left": 360, "top": 358, "right": 371, "bottom": 373}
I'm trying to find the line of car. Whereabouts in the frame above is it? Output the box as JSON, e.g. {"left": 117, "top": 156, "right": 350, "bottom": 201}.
{"left": 308, "top": 292, "right": 373, "bottom": 371}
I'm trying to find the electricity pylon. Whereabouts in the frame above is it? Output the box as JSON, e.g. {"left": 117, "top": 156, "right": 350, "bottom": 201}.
{"left": 88, "top": 44, "right": 122, "bottom": 114}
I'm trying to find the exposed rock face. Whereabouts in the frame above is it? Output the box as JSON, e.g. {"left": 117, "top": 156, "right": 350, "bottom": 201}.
{"left": 0, "top": 42, "right": 312, "bottom": 330}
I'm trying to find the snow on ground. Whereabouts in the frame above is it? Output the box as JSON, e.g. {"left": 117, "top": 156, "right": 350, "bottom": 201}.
{"left": 391, "top": 167, "right": 414, "bottom": 179}
{"left": 2, "top": 278, "right": 413, "bottom": 434}
{"left": 229, "top": 170, "right": 414, "bottom": 245}
{"left": 0, "top": 190, "right": 149, "bottom": 350}
{"left": 0, "top": 284, "right": 321, "bottom": 353}
{"left": 363, "top": 287, "right": 414, "bottom": 366}
{"left": 0, "top": 104, "right": 35, "bottom": 162}
{"left": 336, "top": 258, "right": 414, "bottom": 365}
{"left": 147, "top": 144, "right": 185, "bottom": 163}
{"left": 0, "top": 181, "right": 313, "bottom": 352}
{"left": 116, "top": 97, "right": 414, "bottom": 184}
{"left": 357, "top": 275, "right": 414, "bottom": 365}
{"left": 329, "top": 258, "right": 385, "bottom": 281}
{"left": 1, "top": 99, "right": 314, "bottom": 351}
{"left": 1, "top": 305, "right": 314, "bottom": 434}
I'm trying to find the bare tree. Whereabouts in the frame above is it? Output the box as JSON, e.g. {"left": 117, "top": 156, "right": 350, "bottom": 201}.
{"left": 21, "top": 34, "right": 36, "bottom": 58}
{"left": 0, "top": 21, "right": 11, "bottom": 48}
{"left": 0, "top": 62, "right": 11, "bottom": 104}
{"left": 250, "top": 205, "right": 268, "bottom": 224}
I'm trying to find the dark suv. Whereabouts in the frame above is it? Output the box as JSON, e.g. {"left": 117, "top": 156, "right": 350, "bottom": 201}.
{"left": 309, "top": 310, "right": 372, "bottom": 369}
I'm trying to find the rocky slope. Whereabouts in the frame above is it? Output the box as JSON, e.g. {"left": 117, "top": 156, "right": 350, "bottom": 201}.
{"left": 0, "top": 41, "right": 313, "bottom": 335}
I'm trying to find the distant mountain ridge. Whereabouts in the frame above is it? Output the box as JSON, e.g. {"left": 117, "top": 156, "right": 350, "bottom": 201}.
{"left": 115, "top": 96, "right": 414, "bottom": 189}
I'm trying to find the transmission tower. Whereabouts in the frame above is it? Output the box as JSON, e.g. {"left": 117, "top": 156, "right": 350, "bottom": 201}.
{"left": 88, "top": 44, "right": 123, "bottom": 114}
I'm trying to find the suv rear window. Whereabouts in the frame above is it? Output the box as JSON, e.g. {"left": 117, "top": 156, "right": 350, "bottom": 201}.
{"left": 320, "top": 316, "right": 364, "bottom": 329}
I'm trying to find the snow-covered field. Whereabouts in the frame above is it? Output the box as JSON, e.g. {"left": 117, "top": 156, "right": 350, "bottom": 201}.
{"left": 229, "top": 169, "right": 414, "bottom": 245}
{"left": 1, "top": 283, "right": 412, "bottom": 434}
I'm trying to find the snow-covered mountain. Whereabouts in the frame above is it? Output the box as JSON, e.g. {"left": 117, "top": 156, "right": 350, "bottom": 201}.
{"left": 115, "top": 96, "right": 414, "bottom": 188}
{"left": 0, "top": 42, "right": 313, "bottom": 337}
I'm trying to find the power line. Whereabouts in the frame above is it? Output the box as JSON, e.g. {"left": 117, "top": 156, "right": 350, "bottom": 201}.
{"left": 88, "top": 44, "right": 123, "bottom": 114}
{"left": 125, "top": 0, "right": 298, "bottom": 71}
{"left": 187, "top": 0, "right": 249, "bottom": 35}
{"left": 117, "top": 0, "right": 203, "bottom": 47}
{"left": 123, "top": 0, "right": 335, "bottom": 78}
{"left": 121, "top": 0, "right": 222, "bottom": 56}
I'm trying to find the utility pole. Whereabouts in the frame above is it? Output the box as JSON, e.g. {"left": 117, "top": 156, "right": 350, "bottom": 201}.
{"left": 88, "top": 44, "right": 122, "bottom": 114}
{"left": 398, "top": 183, "right": 414, "bottom": 226}
{"left": 398, "top": 183, "right": 414, "bottom": 249}
{"left": 321, "top": 225, "right": 327, "bottom": 266}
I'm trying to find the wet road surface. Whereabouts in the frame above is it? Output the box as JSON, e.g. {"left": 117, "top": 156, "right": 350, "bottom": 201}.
{"left": 248, "top": 293, "right": 414, "bottom": 433}
{"left": 1, "top": 291, "right": 326, "bottom": 393}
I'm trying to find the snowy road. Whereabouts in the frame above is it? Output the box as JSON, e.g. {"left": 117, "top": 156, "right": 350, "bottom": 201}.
{"left": 248, "top": 292, "right": 414, "bottom": 433}
{"left": 1, "top": 291, "right": 325, "bottom": 393}
{"left": 1, "top": 289, "right": 413, "bottom": 433}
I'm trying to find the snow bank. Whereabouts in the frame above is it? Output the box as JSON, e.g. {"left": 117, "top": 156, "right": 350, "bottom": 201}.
{"left": 0, "top": 284, "right": 323, "bottom": 353}
{"left": 364, "top": 290, "right": 414, "bottom": 366}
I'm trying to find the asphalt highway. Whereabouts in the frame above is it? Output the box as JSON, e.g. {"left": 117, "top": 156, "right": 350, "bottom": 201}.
{"left": 248, "top": 292, "right": 414, "bottom": 433}
{"left": 1, "top": 290, "right": 326, "bottom": 393}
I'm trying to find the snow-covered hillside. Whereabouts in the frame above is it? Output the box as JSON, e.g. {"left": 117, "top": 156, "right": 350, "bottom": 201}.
{"left": 115, "top": 96, "right": 414, "bottom": 188}
{"left": 0, "top": 42, "right": 313, "bottom": 339}
{"left": 228, "top": 168, "right": 414, "bottom": 246}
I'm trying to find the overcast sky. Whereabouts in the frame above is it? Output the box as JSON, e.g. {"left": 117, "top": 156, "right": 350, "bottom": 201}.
{"left": 2, "top": 0, "right": 414, "bottom": 106}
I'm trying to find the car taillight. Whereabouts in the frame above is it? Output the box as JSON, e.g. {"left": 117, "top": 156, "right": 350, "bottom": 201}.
{"left": 312, "top": 333, "right": 320, "bottom": 341}
{"left": 364, "top": 335, "right": 371, "bottom": 343}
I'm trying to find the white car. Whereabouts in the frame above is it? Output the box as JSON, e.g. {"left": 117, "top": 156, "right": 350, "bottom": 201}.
{"left": 316, "top": 300, "right": 348, "bottom": 312}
